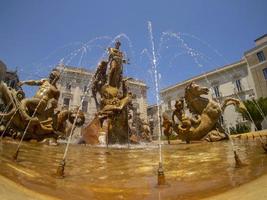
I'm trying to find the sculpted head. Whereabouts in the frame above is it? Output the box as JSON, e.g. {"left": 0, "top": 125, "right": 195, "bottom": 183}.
{"left": 115, "top": 40, "right": 121, "bottom": 49}
{"left": 49, "top": 69, "right": 60, "bottom": 84}
{"left": 174, "top": 98, "right": 184, "bottom": 110}
{"left": 185, "top": 82, "right": 209, "bottom": 97}
{"left": 99, "top": 60, "right": 108, "bottom": 69}
{"left": 162, "top": 112, "right": 169, "bottom": 121}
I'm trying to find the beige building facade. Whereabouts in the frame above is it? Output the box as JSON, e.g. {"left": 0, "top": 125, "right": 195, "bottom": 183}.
{"left": 244, "top": 34, "right": 267, "bottom": 98}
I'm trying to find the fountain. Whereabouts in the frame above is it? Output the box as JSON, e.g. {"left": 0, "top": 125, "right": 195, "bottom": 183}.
{"left": 1, "top": 26, "right": 267, "bottom": 200}
{"left": 81, "top": 41, "right": 134, "bottom": 145}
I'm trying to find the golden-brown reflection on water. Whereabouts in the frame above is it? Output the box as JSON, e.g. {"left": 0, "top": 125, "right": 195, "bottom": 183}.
{"left": 0, "top": 139, "right": 267, "bottom": 200}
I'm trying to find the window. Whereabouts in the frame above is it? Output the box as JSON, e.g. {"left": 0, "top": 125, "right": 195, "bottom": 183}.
{"left": 66, "top": 83, "right": 71, "bottom": 91}
{"left": 213, "top": 86, "right": 220, "bottom": 98}
{"left": 257, "top": 51, "right": 266, "bottom": 62}
{"left": 83, "top": 86, "right": 87, "bottom": 93}
{"left": 235, "top": 79, "right": 242, "bottom": 92}
{"left": 82, "top": 101, "right": 88, "bottom": 112}
{"left": 263, "top": 68, "right": 267, "bottom": 80}
{"left": 63, "top": 98, "right": 70, "bottom": 108}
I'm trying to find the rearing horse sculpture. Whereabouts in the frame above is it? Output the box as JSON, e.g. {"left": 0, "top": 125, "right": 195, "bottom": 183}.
{"left": 167, "top": 82, "right": 247, "bottom": 143}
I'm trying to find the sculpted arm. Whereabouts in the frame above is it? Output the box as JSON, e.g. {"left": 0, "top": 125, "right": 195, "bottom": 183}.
{"left": 54, "top": 90, "right": 60, "bottom": 101}
{"left": 18, "top": 79, "right": 45, "bottom": 86}
{"left": 172, "top": 111, "right": 176, "bottom": 123}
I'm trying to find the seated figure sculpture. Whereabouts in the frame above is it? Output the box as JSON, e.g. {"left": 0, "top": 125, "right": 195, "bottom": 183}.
{"left": 162, "top": 113, "right": 173, "bottom": 144}
{"left": 0, "top": 69, "right": 85, "bottom": 141}
{"left": 162, "top": 82, "right": 247, "bottom": 143}
{"left": 91, "top": 60, "right": 108, "bottom": 110}
{"left": 172, "top": 98, "right": 200, "bottom": 132}
{"left": 18, "top": 69, "right": 60, "bottom": 123}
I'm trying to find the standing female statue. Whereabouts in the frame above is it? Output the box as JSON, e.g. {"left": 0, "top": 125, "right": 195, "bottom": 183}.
{"left": 107, "top": 41, "right": 128, "bottom": 89}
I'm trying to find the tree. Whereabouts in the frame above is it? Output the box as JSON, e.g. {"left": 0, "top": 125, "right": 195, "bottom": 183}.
{"left": 238, "top": 97, "right": 267, "bottom": 130}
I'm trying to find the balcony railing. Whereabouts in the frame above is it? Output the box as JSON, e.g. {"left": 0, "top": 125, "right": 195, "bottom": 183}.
{"left": 211, "top": 92, "right": 223, "bottom": 99}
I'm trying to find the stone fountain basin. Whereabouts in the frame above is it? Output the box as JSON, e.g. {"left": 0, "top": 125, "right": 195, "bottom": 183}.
{"left": 0, "top": 135, "right": 267, "bottom": 200}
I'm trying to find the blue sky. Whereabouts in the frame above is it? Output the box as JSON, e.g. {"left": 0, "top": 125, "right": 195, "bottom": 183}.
{"left": 1, "top": 0, "right": 267, "bottom": 103}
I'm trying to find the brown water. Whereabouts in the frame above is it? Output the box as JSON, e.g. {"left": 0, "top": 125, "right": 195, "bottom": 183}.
{"left": 0, "top": 138, "right": 267, "bottom": 200}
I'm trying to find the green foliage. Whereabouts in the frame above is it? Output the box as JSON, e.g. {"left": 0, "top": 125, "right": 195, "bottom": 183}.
{"left": 238, "top": 97, "right": 267, "bottom": 130}
{"left": 229, "top": 123, "right": 251, "bottom": 134}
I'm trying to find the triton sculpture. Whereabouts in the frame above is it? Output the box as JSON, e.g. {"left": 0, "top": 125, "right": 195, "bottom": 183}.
{"left": 0, "top": 69, "right": 85, "bottom": 141}
{"left": 163, "top": 82, "right": 247, "bottom": 143}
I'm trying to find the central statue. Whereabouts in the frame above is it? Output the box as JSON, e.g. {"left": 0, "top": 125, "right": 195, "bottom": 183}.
{"left": 107, "top": 41, "right": 129, "bottom": 88}
{"left": 82, "top": 41, "right": 133, "bottom": 144}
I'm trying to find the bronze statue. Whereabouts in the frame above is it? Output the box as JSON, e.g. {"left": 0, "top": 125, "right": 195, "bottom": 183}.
{"left": 91, "top": 61, "right": 108, "bottom": 110}
{"left": 162, "top": 113, "right": 173, "bottom": 144}
{"left": 82, "top": 41, "right": 133, "bottom": 144}
{"left": 17, "top": 69, "right": 60, "bottom": 122}
{"left": 107, "top": 41, "right": 128, "bottom": 89}
{"left": 172, "top": 98, "right": 200, "bottom": 136}
{"left": 172, "top": 98, "right": 185, "bottom": 124}
{"left": 162, "top": 82, "right": 247, "bottom": 143}
{"left": 0, "top": 69, "right": 85, "bottom": 141}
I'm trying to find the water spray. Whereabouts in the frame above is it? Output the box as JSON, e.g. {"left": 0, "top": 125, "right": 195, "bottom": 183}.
{"left": 233, "top": 150, "right": 243, "bottom": 168}
{"left": 157, "top": 162, "right": 166, "bottom": 185}
{"left": 12, "top": 147, "right": 19, "bottom": 161}
{"left": 148, "top": 21, "right": 166, "bottom": 185}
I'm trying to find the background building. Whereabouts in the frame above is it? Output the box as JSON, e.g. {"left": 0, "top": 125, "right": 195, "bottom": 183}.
{"left": 56, "top": 65, "right": 148, "bottom": 125}
{"left": 160, "top": 60, "right": 254, "bottom": 132}
{"left": 244, "top": 34, "right": 267, "bottom": 98}
{"left": 149, "top": 34, "right": 267, "bottom": 136}
{"left": 147, "top": 104, "right": 160, "bottom": 139}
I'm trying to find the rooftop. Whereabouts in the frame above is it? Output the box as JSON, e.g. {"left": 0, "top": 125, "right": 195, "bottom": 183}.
{"left": 254, "top": 34, "right": 267, "bottom": 42}
{"left": 160, "top": 59, "right": 246, "bottom": 94}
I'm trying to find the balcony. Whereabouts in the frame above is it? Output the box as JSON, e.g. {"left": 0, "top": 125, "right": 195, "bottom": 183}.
{"left": 211, "top": 92, "right": 223, "bottom": 99}
{"left": 233, "top": 87, "right": 244, "bottom": 94}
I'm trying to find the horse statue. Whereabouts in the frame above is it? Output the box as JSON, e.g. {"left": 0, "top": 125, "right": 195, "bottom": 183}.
{"left": 167, "top": 82, "right": 247, "bottom": 143}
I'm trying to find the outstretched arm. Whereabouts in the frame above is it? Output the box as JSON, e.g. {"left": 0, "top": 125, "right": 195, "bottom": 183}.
{"left": 172, "top": 111, "right": 176, "bottom": 123}
{"left": 18, "top": 79, "right": 45, "bottom": 86}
